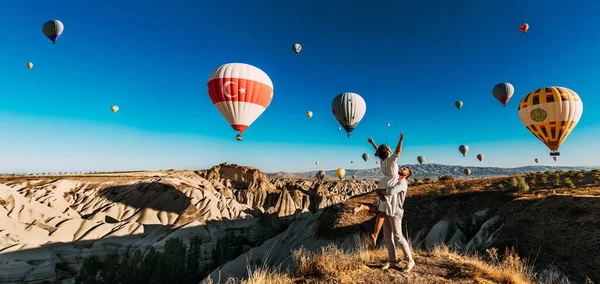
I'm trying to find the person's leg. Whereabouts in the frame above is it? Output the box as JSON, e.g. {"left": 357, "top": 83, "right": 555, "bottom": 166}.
{"left": 381, "top": 215, "right": 396, "bottom": 270}
{"left": 391, "top": 212, "right": 415, "bottom": 271}
{"left": 371, "top": 211, "right": 386, "bottom": 247}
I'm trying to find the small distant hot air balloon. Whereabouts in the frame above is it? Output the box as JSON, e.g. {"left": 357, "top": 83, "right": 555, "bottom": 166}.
{"left": 111, "top": 105, "right": 119, "bottom": 113}
{"left": 519, "top": 23, "right": 529, "bottom": 34}
{"left": 518, "top": 86, "right": 583, "bottom": 156}
{"left": 332, "top": 92, "right": 366, "bottom": 138}
{"left": 387, "top": 123, "right": 390, "bottom": 127}
{"left": 455, "top": 101, "right": 463, "bottom": 110}
{"left": 459, "top": 145, "right": 469, "bottom": 157}
{"left": 306, "top": 111, "right": 313, "bottom": 118}
{"left": 362, "top": 153, "right": 369, "bottom": 162}
{"left": 236, "top": 134, "right": 242, "bottom": 141}
{"left": 352, "top": 174, "right": 356, "bottom": 179}
{"left": 350, "top": 161, "right": 353, "bottom": 163}
{"left": 338, "top": 126, "right": 342, "bottom": 131}
{"left": 492, "top": 82, "right": 515, "bottom": 107}
{"left": 27, "top": 62, "right": 33, "bottom": 69}
{"left": 535, "top": 158, "right": 539, "bottom": 164}
{"left": 417, "top": 156, "right": 425, "bottom": 165}
{"left": 315, "top": 161, "right": 319, "bottom": 166}
{"left": 336, "top": 168, "right": 345, "bottom": 180}
{"left": 553, "top": 157, "right": 557, "bottom": 162}
{"left": 42, "top": 20, "right": 64, "bottom": 44}
{"left": 292, "top": 43, "right": 301, "bottom": 54}
{"left": 464, "top": 168, "right": 471, "bottom": 176}
{"left": 208, "top": 63, "right": 273, "bottom": 140}
{"left": 477, "top": 154, "right": 484, "bottom": 162}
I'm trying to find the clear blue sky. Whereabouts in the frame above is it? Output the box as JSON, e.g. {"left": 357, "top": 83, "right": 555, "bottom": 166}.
{"left": 1, "top": 0, "right": 599, "bottom": 174}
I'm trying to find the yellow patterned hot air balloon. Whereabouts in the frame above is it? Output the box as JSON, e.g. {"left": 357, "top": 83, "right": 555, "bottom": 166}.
{"left": 111, "top": 105, "right": 119, "bottom": 113}
{"left": 518, "top": 86, "right": 583, "bottom": 156}
{"left": 336, "top": 168, "right": 345, "bottom": 180}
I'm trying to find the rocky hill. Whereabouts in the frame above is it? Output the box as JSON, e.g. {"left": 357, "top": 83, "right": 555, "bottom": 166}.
{"left": 0, "top": 163, "right": 376, "bottom": 283}
{"left": 280, "top": 163, "right": 598, "bottom": 180}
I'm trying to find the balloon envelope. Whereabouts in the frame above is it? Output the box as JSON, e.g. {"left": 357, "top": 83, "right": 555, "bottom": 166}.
{"left": 27, "top": 62, "right": 33, "bottom": 69}
{"left": 336, "top": 168, "right": 345, "bottom": 179}
{"left": 293, "top": 43, "right": 301, "bottom": 54}
{"left": 492, "top": 82, "right": 514, "bottom": 106}
{"left": 535, "top": 158, "right": 539, "bottom": 163}
{"left": 306, "top": 111, "right": 313, "bottom": 118}
{"left": 455, "top": 101, "right": 463, "bottom": 109}
{"left": 417, "top": 156, "right": 425, "bottom": 165}
{"left": 520, "top": 23, "right": 529, "bottom": 33}
{"left": 362, "top": 153, "right": 369, "bottom": 162}
{"left": 208, "top": 63, "right": 273, "bottom": 138}
{"left": 517, "top": 86, "right": 583, "bottom": 155}
{"left": 42, "top": 20, "right": 64, "bottom": 44}
{"left": 476, "top": 154, "right": 484, "bottom": 162}
{"left": 111, "top": 105, "right": 119, "bottom": 113}
{"left": 331, "top": 92, "right": 366, "bottom": 136}
{"left": 459, "top": 145, "right": 469, "bottom": 156}
{"left": 464, "top": 168, "right": 471, "bottom": 176}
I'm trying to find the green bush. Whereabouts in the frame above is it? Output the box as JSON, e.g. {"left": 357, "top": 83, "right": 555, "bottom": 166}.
{"left": 540, "top": 175, "right": 548, "bottom": 185}
{"left": 564, "top": 177, "right": 576, "bottom": 189}
{"left": 439, "top": 174, "right": 454, "bottom": 182}
{"left": 516, "top": 176, "right": 530, "bottom": 193}
{"left": 510, "top": 177, "right": 519, "bottom": 188}
{"left": 76, "top": 237, "right": 203, "bottom": 284}
{"left": 497, "top": 183, "right": 505, "bottom": 190}
{"left": 577, "top": 172, "right": 585, "bottom": 179}
{"left": 552, "top": 177, "right": 562, "bottom": 188}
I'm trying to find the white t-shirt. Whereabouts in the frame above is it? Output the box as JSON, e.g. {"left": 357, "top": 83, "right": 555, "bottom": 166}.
{"left": 378, "top": 151, "right": 400, "bottom": 189}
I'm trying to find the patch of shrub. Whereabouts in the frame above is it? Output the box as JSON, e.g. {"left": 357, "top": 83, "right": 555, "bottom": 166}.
{"left": 564, "top": 177, "right": 576, "bottom": 189}
{"left": 497, "top": 183, "right": 504, "bottom": 191}
{"left": 438, "top": 174, "right": 454, "bottom": 182}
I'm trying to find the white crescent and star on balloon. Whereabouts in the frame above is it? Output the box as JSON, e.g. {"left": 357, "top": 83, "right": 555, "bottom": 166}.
{"left": 222, "top": 81, "right": 246, "bottom": 98}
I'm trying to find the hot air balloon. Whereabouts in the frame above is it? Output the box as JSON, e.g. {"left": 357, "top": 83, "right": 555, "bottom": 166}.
{"left": 477, "top": 154, "right": 484, "bottom": 162}
{"left": 387, "top": 123, "right": 390, "bottom": 127}
{"left": 332, "top": 92, "right": 366, "bottom": 138}
{"left": 492, "top": 82, "right": 514, "bottom": 107}
{"left": 208, "top": 63, "right": 273, "bottom": 140}
{"left": 464, "top": 168, "right": 471, "bottom": 176}
{"left": 417, "top": 156, "right": 425, "bottom": 165}
{"left": 111, "top": 105, "right": 119, "bottom": 113}
{"left": 26, "top": 62, "right": 33, "bottom": 69}
{"left": 517, "top": 86, "right": 583, "bottom": 156}
{"left": 459, "top": 145, "right": 469, "bottom": 157}
{"left": 336, "top": 168, "right": 345, "bottom": 180}
{"left": 315, "top": 161, "right": 319, "bottom": 166}
{"left": 535, "top": 158, "right": 539, "bottom": 164}
{"left": 455, "top": 101, "right": 463, "bottom": 110}
{"left": 42, "top": 20, "right": 64, "bottom": 44}
{"left": 553, "top": 157, "right": 557, "bottom": 162}
{"left": 519, "top": 23, "right": 529, "bottom": 34}
{"left": 338, "top": 126, "right": 342, "bottom": 131}
{"left": 292, "top": 43, "right": 301, "bottom": 54}
{"left": 362, "top": 153, "right": 369, "bottom": 162}
{"left": 352, "top": 174, "right": 356, "bottom": 179}
{"left": 306, "top": 111, "right": 313, "bottom": 118}
{"left": 350, "top": 161, "right": 353, "bottom": 163}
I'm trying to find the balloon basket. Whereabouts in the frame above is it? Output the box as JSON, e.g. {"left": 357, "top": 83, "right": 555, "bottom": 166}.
{"left": 550, "top": 152, "right": 560, "bottom": 156}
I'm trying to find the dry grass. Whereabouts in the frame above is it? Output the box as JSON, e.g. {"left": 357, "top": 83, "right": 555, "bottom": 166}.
{"left": 216, "top": 234, "right": 536, "bottom": 284}
{"left": 429, "top": 245, "right": 532, "bottom": 284}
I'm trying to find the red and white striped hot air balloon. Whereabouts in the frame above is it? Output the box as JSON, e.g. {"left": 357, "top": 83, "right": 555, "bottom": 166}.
{"left": 207, "top": 63, "right": 273, "bottom": 140}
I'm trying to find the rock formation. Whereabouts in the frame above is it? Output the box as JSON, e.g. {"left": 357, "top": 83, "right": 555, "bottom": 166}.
{"left": 0, "top": 163, "right": 376, "bottom": 283}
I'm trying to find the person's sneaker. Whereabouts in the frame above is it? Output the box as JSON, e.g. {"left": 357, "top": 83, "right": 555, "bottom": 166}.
{"left": 403, "top": 259, "right": 415, "bottom": 272}
{"left": 381, "top": 262, "right": 390, "bottom": 270}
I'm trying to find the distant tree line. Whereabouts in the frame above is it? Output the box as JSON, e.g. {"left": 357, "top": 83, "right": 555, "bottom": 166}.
{"left": 76, "top": 237, "right": 203, "bottom": 284}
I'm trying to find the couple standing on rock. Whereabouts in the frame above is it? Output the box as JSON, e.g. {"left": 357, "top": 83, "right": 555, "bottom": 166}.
{"left": 354, "top": 133, "right": 416, "bottom": 272}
